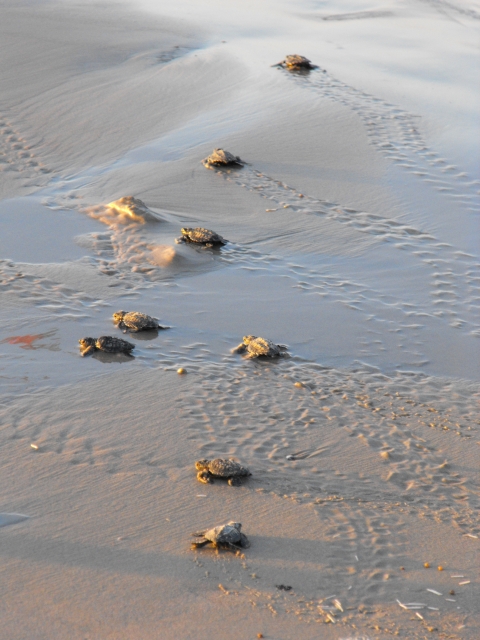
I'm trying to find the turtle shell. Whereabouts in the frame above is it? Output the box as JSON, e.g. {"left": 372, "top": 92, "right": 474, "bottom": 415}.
{"left": 204, "top": 522, "right": 246, "bottom": 546}
{"left": 116, "top": 311, "right": 158, "bottom": 331}
{"left": 182, "top": 227, "right": 226, "bottom": 244}
{"left": 245, "top": 336, "right": 282, "bottom": 357}
{"left": 202, "top": 148, "right": 243, "bottom": 168}
{"left": 208, "top": 459, "right": 251, "bottom": 478}
{"left": 96, "top": 336, "right": 135, "bottom": 353}
{"left": 283, "top": 54, "right": 314, "bottom": 69}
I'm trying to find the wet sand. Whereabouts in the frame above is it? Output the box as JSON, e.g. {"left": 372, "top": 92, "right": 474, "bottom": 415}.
{"left": 0, "top": 0, "right": 479, "bottom": 638}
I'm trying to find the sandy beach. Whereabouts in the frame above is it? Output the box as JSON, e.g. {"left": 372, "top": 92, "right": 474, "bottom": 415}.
{"left": 0, "top": 0, "right": 479, "bottom": 638}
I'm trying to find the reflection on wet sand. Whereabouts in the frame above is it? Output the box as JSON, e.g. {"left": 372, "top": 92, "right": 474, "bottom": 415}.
{"left": 91, "top": 351, "right": 135, "bottom": 364}
{"left": 130, "top": 329, "right": 160, "bottom": 341}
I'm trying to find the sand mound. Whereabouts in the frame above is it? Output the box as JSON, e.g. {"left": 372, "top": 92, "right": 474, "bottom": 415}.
{"left": 86, "top": 196, "right": 163, "bottom": 225}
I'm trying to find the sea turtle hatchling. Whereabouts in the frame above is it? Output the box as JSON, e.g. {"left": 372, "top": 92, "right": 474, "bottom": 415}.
{"left": 175, "top": 227, "right": 227, "bottom": 247}
{"left": 79, "top": 336, "right": 135, "bottom": 356}
{"left": 232, "top": 335, "right": 288, "bottom": 359}
{"left": 202, "top": 148, "right": 244, "bottom": 169}
{"left": 195, "top": 458, "right": 251, "bottom": 486}
{"left": 274, "top": 54, "right": 317, "bottom": 70}
{"left": 113, "top": 311, "right": 167, "bottom": 333}
{"left": 191, "top": 521, "right": 250, "bottom": 551}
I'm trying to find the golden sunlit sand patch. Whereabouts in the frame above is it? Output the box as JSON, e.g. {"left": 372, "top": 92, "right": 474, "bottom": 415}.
{"left": 85, "top": 196, "right": 162, "bottom": 225}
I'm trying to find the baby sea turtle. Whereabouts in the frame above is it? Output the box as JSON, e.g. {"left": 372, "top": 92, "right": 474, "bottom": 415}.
{"left": 232, "top": 335, "right": 288, "bottom": 359}
{"left": 202, "top": 148, "right": 244, "bottom": 169}
{"left": 274, "top": 54, "right": 317, "bottom": 70}
{"left": 113, "top": 311, "right": 166, "bottom": 333}
{"left": 175, "top": 227, "right": 227, "bottom": 247}
{"left": 79, "top": 336, "right": 135, "bottom": 356}
{"left": 196, "top": 459, "right": 251, "bottom": 486}
{"left": 191, "top": 521, "right": 250, "bottom": 551}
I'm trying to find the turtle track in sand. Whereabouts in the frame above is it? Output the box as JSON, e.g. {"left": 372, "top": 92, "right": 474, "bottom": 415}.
{"left": 183, "top": 363, "right": 478, "bottom": 633}
{"left": 212, "top": 165, "right": 480, "bottom": 341}
{"left": 180, "top": 363, "right": 480, "bottom": 535}
{"left": 0, "top": 113, "right": 52, "bottom": 198}
{"left": 283, "top": 67, "right": 480, "bottom": 215}
{"left": 1, "top": 356, "right": 477, "bottom": 630}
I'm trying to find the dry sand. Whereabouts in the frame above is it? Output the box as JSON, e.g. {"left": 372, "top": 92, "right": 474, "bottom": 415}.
{"left": 0, "top": 0, "right": 479, "bottom": 638}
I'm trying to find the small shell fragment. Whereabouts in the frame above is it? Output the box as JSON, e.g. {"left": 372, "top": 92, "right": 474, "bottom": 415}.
{"left": 426, "top": 589, "right": 442, "bottom": 595}
{"left": 294, "top": 382, "right": 303, "bottom": 388}
{"left": 458, "top": 580, "right": 470, "bottom": 585}
{"left": 286, "top": 455, "right": 295, "bottom": 460}
{"left": 437, "top": 566, "right": 444, "bottom": 571}
{"left": 424, "top": 562, "right": 430, "bottom": 568}
{"left": 416, "top": 612, "right": 424, "bottom": 620}
{"left": 30, "top": 444, "right": 39, "bottom": 450}
{"left": 177, "top": 367, "right": 187, "bottom": 375}
{"left": 464, "top": 533, "right": 478, "bottom": 538}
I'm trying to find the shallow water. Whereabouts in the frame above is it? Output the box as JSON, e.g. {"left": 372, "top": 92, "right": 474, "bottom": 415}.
{"left": 0, "top": 0, "right": 477, "bottom": 472}
{"left": 0, "top": 0, "right": 478, "bottom": 437}
{"left": 0, "top": 1, "right": 479, "bottom": 636}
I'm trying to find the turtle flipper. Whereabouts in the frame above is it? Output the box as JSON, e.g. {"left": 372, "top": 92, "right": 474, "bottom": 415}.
{"left": 223, "top": 541, "right": 244, "bottom": 552}
{"left": 232, "top": 343, "right": 247, "bottom": 354}
{"left": 239, "top": 533, "right": 250, "bottom": 548}
{"left": 197, "top": 470, "right": 214, "bottom": 484}
{"left": 191, "top": 539, "right": 209, "bottom": 549}
{"left": 124, "top": 325, "right": 140, "bottom": 333}
{"left": 80, "top": 345, "right": 96, "bottom": 356}
{"left": 227, "top": 476, "right": 244, "bottom": 487}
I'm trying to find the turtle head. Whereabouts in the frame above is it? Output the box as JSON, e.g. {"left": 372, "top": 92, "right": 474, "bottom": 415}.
{"left": 242, "top": 335, "right": 257, "bottom": 345}
{"left": 79, "top": 337, "right": 96, "bottom": 348}
{"left": 195, "top": 459, "right": 210, "bottom": 471}
{"left": 79, "top": 337, "right": 97, "bottom": 356}
{"left": 227, "top": 521, "right": 242, "bottom": 531}
{"left": 181, "top": 228, "right": 193, "bottom": 236}
{"left": 113, "top": 311, "right": 126, "bottom": 324}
